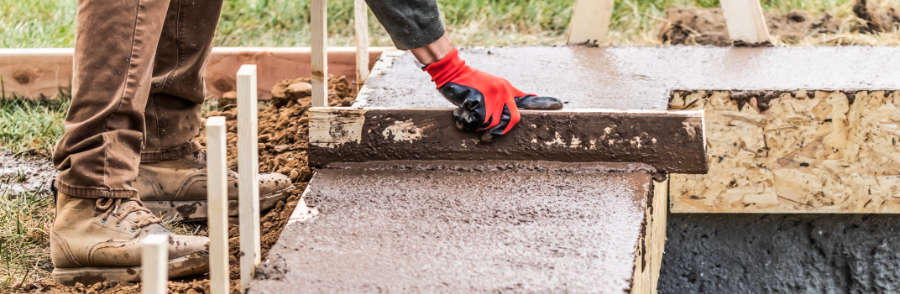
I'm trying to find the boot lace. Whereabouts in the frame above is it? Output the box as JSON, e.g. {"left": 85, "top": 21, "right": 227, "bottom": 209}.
{"left": 95, "top": 198, "right": 161, "bottom": 230}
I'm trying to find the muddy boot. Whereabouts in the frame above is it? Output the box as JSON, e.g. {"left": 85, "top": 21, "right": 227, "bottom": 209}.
{"left": 50, "top": 193, "right": 209, "bottom": 285}
{"left": 137, "top": 151, "right": 291, "bottom": 221}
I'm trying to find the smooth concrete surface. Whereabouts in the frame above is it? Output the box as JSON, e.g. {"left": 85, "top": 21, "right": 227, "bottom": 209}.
{"left": 659, "top": 214, "right": 900, "bottom": 293}
{"left": 250, "top": 161, "right": 653, "bottom": 293}
{"left": 357, "top": 46, "right": 900, "bottom": 110}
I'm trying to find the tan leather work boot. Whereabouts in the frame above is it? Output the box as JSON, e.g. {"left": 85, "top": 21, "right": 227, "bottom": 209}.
{"left": 51, "top": 193, "right": 209, "bottom": 285}
{"left": 137, "top": 151, "right": 291, "bottom": 222}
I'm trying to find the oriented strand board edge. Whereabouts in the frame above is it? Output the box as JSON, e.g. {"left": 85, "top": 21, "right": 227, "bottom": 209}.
{"left": 567, "top": 0, "right": 615, "bottom": 45}
{"left": 309, "top": 107, "right": 367, "bottom": 147}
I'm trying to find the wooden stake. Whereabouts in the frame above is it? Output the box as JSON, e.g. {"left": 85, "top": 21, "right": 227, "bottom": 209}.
{"left": 567, "top": 0, "right": 615, "bottom": 45}
{"left": 720, "top": 0, "right": 771, "bottom": 44}
{"left": 237, "top": 64, "right": 261, "bottom": 292}
{"left": 354, "top": 0, "right": 370, "bottom": 88}
{"left": 206, "top": 116, "right": 229, "bottom": 294}
{"left": 311, "top": 0, "right": 328, "bottom": 107}
{"left": 141, "top": 234, "right": 168, "bottom": 294}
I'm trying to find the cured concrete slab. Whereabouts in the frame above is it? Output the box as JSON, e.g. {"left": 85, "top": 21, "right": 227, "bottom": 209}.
{"left": 356, "top": 46, "right": 900, "bottom": 110}
{"left": 250, "top": 161, "right": 654, "bottom": 293}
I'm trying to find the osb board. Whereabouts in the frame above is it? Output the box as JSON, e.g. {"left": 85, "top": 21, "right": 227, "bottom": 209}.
{"left": 669, "top": 90, "right": 900, "bottom": 213}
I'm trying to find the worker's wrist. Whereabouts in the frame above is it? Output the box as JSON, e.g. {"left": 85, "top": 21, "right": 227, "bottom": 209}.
{"left": 410, "top": 35, "right": 454, "bottom": 66}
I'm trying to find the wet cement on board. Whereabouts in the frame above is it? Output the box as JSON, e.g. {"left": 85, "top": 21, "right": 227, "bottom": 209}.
{"left": 358, "top": 47, "right": 900, "bottom": 110}
{"left": 250, "top": 161, "right": 653, "bottom": 293}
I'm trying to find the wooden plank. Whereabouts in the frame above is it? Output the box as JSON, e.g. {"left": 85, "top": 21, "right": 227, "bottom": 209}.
{"left": 720, "top": 0, "right": 772, "bottom": 44}
{"left": 0, "top": 47, "right": 384, "bottom": 100}
{"left": 237, "top": 65, "right": 261, "bottom": 291}
{"left": 141, "top": 234, "right": 168, "bottom": 294}
{"left": 566, "top": 0, "right": 615, "bottom": 45}
{"left": 205, "top": 116, "right": 229, "bottom": 294}
{"left": 668, "top": 90, "right": 900, "bottom": 213}
{"left": 354, "top": 0, "right": 370, "bottom": 87}
{"left": 310, "top": 0, "right": 328, "bottom": 107}
{"left": 309, "top": 107, "right": 708, "bottom": 173}
{"left": 629, "top": 177, "right": 668, "bottom": 294}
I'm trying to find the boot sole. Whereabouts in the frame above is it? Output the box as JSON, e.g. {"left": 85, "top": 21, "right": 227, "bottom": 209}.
{"left": 144, "top": 187, "right": 290, "bottom": 222}
{"left": 52, "top": 251, "right": 209, "bottom": 285}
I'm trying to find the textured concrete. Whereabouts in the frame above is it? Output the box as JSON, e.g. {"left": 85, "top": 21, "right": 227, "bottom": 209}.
{"left": 250, "top": 161, "right": 653, "bottom": 293}
{"left": 357, "top": 46, "right": 900, "bottom": 110}
{"left": 659, "top": 214, "right": 900, "bottom": 293}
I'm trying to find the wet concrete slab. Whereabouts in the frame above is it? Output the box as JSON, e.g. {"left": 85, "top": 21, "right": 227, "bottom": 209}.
{"left": 357, "top": 46, "right": 900, "bottom": 110}
{"left": 250, "top": 161, "right": 653, "bottom": 293}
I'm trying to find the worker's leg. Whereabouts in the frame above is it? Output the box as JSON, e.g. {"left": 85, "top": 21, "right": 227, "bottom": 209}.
{"left": 136, "top": 0, "right": 290, "bottom": 221}
{"left": 49, "top": 0, "right": 208, "bottom": 284}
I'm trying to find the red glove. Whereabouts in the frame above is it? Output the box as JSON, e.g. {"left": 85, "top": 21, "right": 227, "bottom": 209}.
{"left": 425, "top": 49, "right": 561, "bottom": 137}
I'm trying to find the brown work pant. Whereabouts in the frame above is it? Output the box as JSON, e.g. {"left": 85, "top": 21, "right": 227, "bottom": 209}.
{"left": 52, "top": 0, "right": 224, "bottom": 199}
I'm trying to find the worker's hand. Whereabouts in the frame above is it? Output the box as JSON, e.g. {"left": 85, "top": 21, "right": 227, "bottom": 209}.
{"left": 425, "top": 49, "right": 562, "bottom": 138}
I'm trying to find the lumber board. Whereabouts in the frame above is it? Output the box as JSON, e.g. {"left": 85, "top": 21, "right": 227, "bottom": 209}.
{"left": 354, "top": 0, "right": 370, "bottom": 87}
{"left": 630, "top": 177, "right": 668, "bottom": 294}
{"left": 567, "top": 0, "right": 615, "bottom": 45}
{"left": 719, "top": 0, "right": 772, "bottom": 44}
{"left": 237, "top": 65, "right": 262, "bottom": 291}
{"left": 310, "top": 0, "right": 328, "bottom": 107}
{"left": 205, "top": 116, "right": 229, "bottom": 294}
{"left": 0, "top": 47, "right": 383, "bottom": 100}
{"left": 308, "top": 107, "right": 708, "bottom": 173}
{"left": 668, "top": 90, "right": 900, "bottom": 213}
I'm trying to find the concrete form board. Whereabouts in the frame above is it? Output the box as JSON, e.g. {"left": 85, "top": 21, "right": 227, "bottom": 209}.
{"left": 250, "top": 161, "right": 654, "bottom": 293}
{"left": 357, "top": 46, "right": 900, "bottom": 110}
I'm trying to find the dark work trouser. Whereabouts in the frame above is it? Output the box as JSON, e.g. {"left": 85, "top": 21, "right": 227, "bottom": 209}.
{"left": 53, "top": 0, "right": 445, "bottom": 198}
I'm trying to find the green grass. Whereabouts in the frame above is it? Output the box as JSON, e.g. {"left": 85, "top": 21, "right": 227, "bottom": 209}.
{"left": 0, "top": 191, "right": 54, "bottom": 289}
{"left": 0, "top": 91, "right": 69, "bottom": 156}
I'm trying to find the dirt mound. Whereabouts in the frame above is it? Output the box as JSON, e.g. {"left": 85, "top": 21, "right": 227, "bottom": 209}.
{"left": 854, "top": 0, "right": 900, "bottom": 33}
{"left": 16, "top": 75, "right": 356, "bottom": 293}
{"left": 659, "top": 1, "right": 898, "bottom": 46}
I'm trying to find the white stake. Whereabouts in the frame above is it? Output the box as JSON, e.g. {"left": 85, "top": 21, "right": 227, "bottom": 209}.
{"left": 237, "top": 64, "right": 261, "bottom": 292}
{"left": 354, "top": 0, "right": 370, "bottom": 87}
{"left": 141, "top": 234, "right": 168, "bottom": 294}
{"left": 311, "top": 0, "right": 328, "bottom": 107}
{"left": 206, "top": 116, "right": 229, "bottom": 294}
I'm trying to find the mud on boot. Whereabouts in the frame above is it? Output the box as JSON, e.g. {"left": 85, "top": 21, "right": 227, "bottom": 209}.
{"left": 50, "top": 193, "right": 209, "bottom": 285}
{"left": 136, "top": 150, "right": 292, "bottom": 221}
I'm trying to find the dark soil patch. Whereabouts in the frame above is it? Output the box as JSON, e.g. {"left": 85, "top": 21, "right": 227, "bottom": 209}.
{"left": 659, "top": 1, "right": 898, "bottom": 46}
{"left": 15, "top": 75, "right": 356, "bottom": 293}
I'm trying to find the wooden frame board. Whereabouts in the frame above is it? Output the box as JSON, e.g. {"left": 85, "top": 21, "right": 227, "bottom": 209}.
{"left": 0, "top": 47, "right": 387, "bottom": 100}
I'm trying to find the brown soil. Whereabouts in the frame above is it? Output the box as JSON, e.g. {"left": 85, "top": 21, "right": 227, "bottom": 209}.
{"left": 659, "top": 0, "right": 898, "bottom": 46}
{"left": 15, "top": 76, "right": 356, "bottom": 293}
